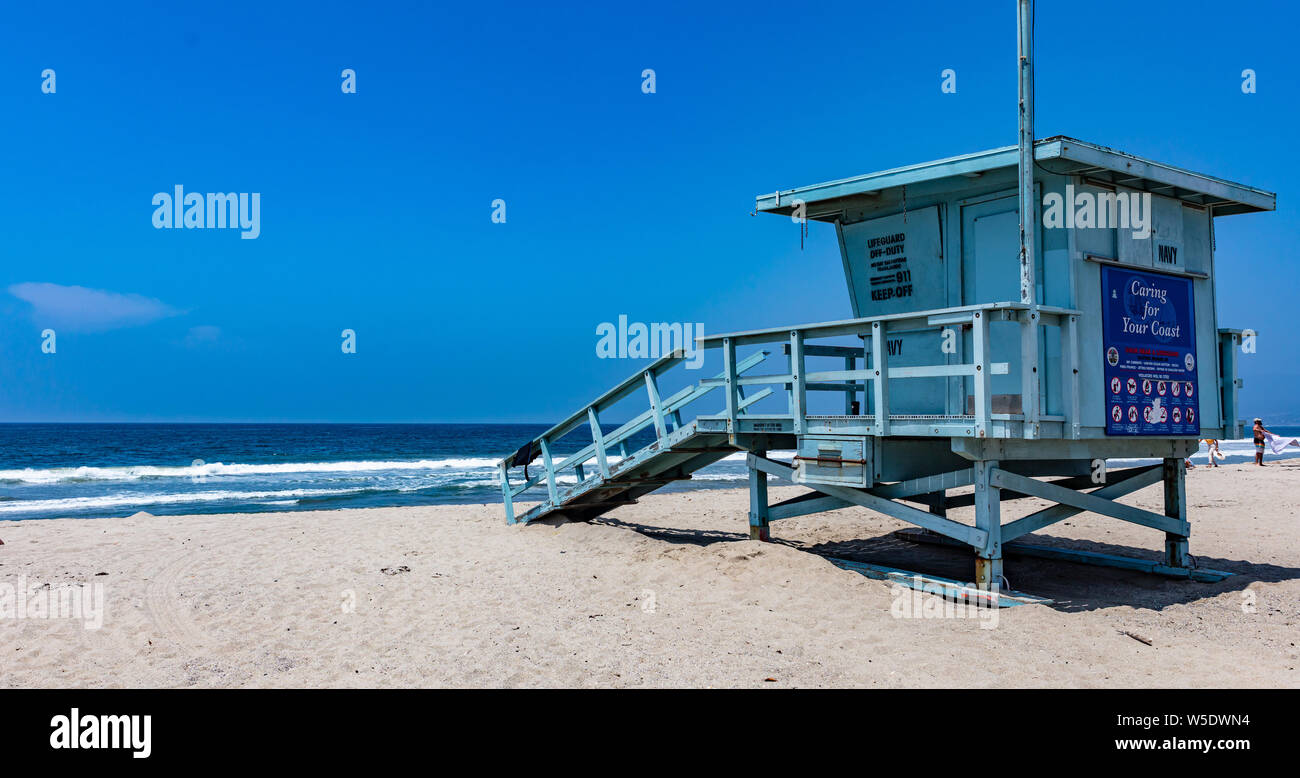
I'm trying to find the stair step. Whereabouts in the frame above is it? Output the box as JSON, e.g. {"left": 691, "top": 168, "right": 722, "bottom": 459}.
{"left": 579, "top": 497, "right": 639, "bottom": 508}
{"left": 668, "top": 446, "right": 736, "bottom": 453}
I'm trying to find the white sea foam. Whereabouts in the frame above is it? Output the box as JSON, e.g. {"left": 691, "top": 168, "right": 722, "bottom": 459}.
{"left": 0, "top": 458, "right": 508, "bottom": 484}
{"left": 0, "top": 488, "right": 363, "bottom": 515}
{"left": 1107, "top": 437, "right": 1300, "bottom": 468}
{"left": 0, "top": 446, "right": 803, "bottom": 486}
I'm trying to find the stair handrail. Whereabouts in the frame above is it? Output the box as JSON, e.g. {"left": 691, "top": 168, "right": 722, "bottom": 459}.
{"left": 497, "top": 345, "right": 772, "bottom": 520}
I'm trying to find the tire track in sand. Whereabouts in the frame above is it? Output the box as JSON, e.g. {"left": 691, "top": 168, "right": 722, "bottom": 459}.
{"left": 143, "top": 543, "right": 223, "bottom": 652}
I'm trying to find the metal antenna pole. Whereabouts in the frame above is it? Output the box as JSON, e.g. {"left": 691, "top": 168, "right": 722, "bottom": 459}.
{"left": 1017, "top": 0, "right": 1041, "bottom": 433}
{"left": 1017, "top": 0, "right": 1036, "bottom": 305}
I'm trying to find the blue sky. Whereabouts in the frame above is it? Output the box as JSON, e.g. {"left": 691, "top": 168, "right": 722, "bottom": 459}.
{"left": 1, "top": 0, "right": 1295, "bottom": 423}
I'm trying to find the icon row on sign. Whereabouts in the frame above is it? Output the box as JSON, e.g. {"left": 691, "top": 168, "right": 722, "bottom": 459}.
{"left": 1110, "top": 403, "right": 1195, "bottom": 426}
{"left": 1109, "top": 377, "right": 1194, "bottom": 398}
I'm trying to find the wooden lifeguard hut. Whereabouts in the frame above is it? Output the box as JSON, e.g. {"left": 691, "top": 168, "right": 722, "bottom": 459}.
{"left": 497, "top": 2, "right": 1274, "bottom": 602}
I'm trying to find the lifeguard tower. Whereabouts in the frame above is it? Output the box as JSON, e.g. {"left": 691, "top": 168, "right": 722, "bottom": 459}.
{"left": 497, "top": 3, "right": 1275, "bottom": 602}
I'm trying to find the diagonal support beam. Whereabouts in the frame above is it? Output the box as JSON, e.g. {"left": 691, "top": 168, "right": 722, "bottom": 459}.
{"left": 769, "top": 492, "right": 851, "bottom": 521}
{"left": 747, "top": 454, "right": 987, "bottom": 548}
{"left": 821, "top": 481, "right": 989, "bottom": 550}
{"left": 991, "top": 466, "right": 1186, "bottom": 537}
{"left": 764, "top": 467, "right": 973, "bottom": 520}
{"left": 871, "top": 468, "right": 975, "bottom": 499}
{"left": 1001, "top": 464, "right": 1162, "bottom": 542}
{"left": 765, "top": 467, "right": 973, "bottom": 521}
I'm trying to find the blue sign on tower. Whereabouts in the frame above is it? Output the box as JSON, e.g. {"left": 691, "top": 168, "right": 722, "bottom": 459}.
{"left": 1101, "top": 265, "right": 1199, "bottom": 436}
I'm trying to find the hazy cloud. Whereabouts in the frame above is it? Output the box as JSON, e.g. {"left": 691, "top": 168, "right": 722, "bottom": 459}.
{"left": 8, "top": 282, "right": 181, "bottom": 332}
{"left": 183, "top": 324, "right": 222, "bottom": 347}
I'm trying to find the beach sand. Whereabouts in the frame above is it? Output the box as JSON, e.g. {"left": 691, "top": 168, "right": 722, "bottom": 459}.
{"left": 2, "top": 461, "right": 1298, "bottom": 688}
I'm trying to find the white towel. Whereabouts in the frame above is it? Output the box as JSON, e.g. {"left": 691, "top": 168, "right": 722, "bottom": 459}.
{"left": 1265, "top": 433, "right": 1300, "bottom": 455}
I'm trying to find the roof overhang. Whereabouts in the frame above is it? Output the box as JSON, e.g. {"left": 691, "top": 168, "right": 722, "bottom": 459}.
{"left": 755, "top": 136, "right": 1276, "bottom": 221}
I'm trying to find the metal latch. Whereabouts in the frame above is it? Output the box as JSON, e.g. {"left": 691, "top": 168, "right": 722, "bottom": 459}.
{"left": 794, "top": 449, "right": 866, "bottom": 468}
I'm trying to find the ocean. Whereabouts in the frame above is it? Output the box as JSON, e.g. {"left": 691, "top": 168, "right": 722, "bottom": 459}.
{"left": 1, "top": 423, "right": 1296, "bottom": 521}
{"left": 0, "top": 423, "right": 756, "bottom": 521}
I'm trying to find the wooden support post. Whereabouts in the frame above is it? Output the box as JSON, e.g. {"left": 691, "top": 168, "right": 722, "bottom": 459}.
{"left": 926, "top": 490, "right": 947, "bottom": 518}
{"left": 539, "top": 437, "right": 558, "bottom": 504}
{"left": 870, "top": 322, "right": 888, "bottom": 434}
{"left": 1163, "top": 457, "right": 1189, "bottom": 568}
{"left": 789, "top": 331, "right": 806, "bottom": 435}
{"left": 973, "top": 459, "right": 1002, "bottom": 589}
{"left": 748, "top": 449, "right": 770, "bottom": 541}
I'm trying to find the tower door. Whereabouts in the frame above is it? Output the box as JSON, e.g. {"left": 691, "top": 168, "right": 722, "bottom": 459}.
{"left": 961, "top": 195, "right": 1032, "bottom": 414}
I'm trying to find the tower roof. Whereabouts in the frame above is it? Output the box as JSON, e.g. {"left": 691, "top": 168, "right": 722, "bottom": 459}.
{"left": 756, "top": 136, "right": 1275, "bottom": 221}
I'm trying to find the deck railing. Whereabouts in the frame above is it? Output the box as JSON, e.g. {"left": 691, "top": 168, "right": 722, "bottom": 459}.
{"left": 696, "top": 301, "right": 1082, "bottom": 438}
{"left": 499, "top": 301, "right": 1081, "bottom": 521}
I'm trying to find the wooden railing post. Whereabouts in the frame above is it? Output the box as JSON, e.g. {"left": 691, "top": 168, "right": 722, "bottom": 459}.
{"left": 587, "top": 406, "right": 610, "bottom": 477}
{"left": 723, "top": 338, "right": 739, "bottom": 432}
{"left": 1021, "top": 308, "right": 1041, "bottom": 438}
{"left": 499, "top": 462, "right": 516, "bottom": 524}
{"left": 1062, "top": 313, "right": 1080, "bottom": 439}
{"left": 539, "top": 436, "right": 558, "bottom": 504}
{"left": 785, "top": 344, "right": 795, "bottom": 411}
{"left": 645, "top": 370, "right": 667, "bottom": 440}
{"left": 844, "top": 354, "right": 855, "bottom": 415}
{"left": 972, "top": 311, "right": 992, "bottom": 437}
{"left": 789, "top": 330, "right": 806, "bottom": 435}
{"left": 870, "top": 321, "right": 889, "bottom": 436}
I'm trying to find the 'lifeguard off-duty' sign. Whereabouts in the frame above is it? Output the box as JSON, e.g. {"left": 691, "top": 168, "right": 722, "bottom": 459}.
{"left": 1101, "top": 265, "right": 1199, "bottom": 436}
{"left": 840, "top": 206, "right": 945, "bottom": 316}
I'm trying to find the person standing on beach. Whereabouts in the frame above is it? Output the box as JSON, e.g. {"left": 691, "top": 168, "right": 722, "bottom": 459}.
{"left": 1201, "top": 438, "right": 1222, "bottom": 467}
{"left": 1253, "top": 418, "right": 1273, "bottom": 465}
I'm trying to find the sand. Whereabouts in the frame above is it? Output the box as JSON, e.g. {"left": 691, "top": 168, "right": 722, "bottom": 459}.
{"left": 1, "top": 461, "right": 1297, "bottom": 688}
